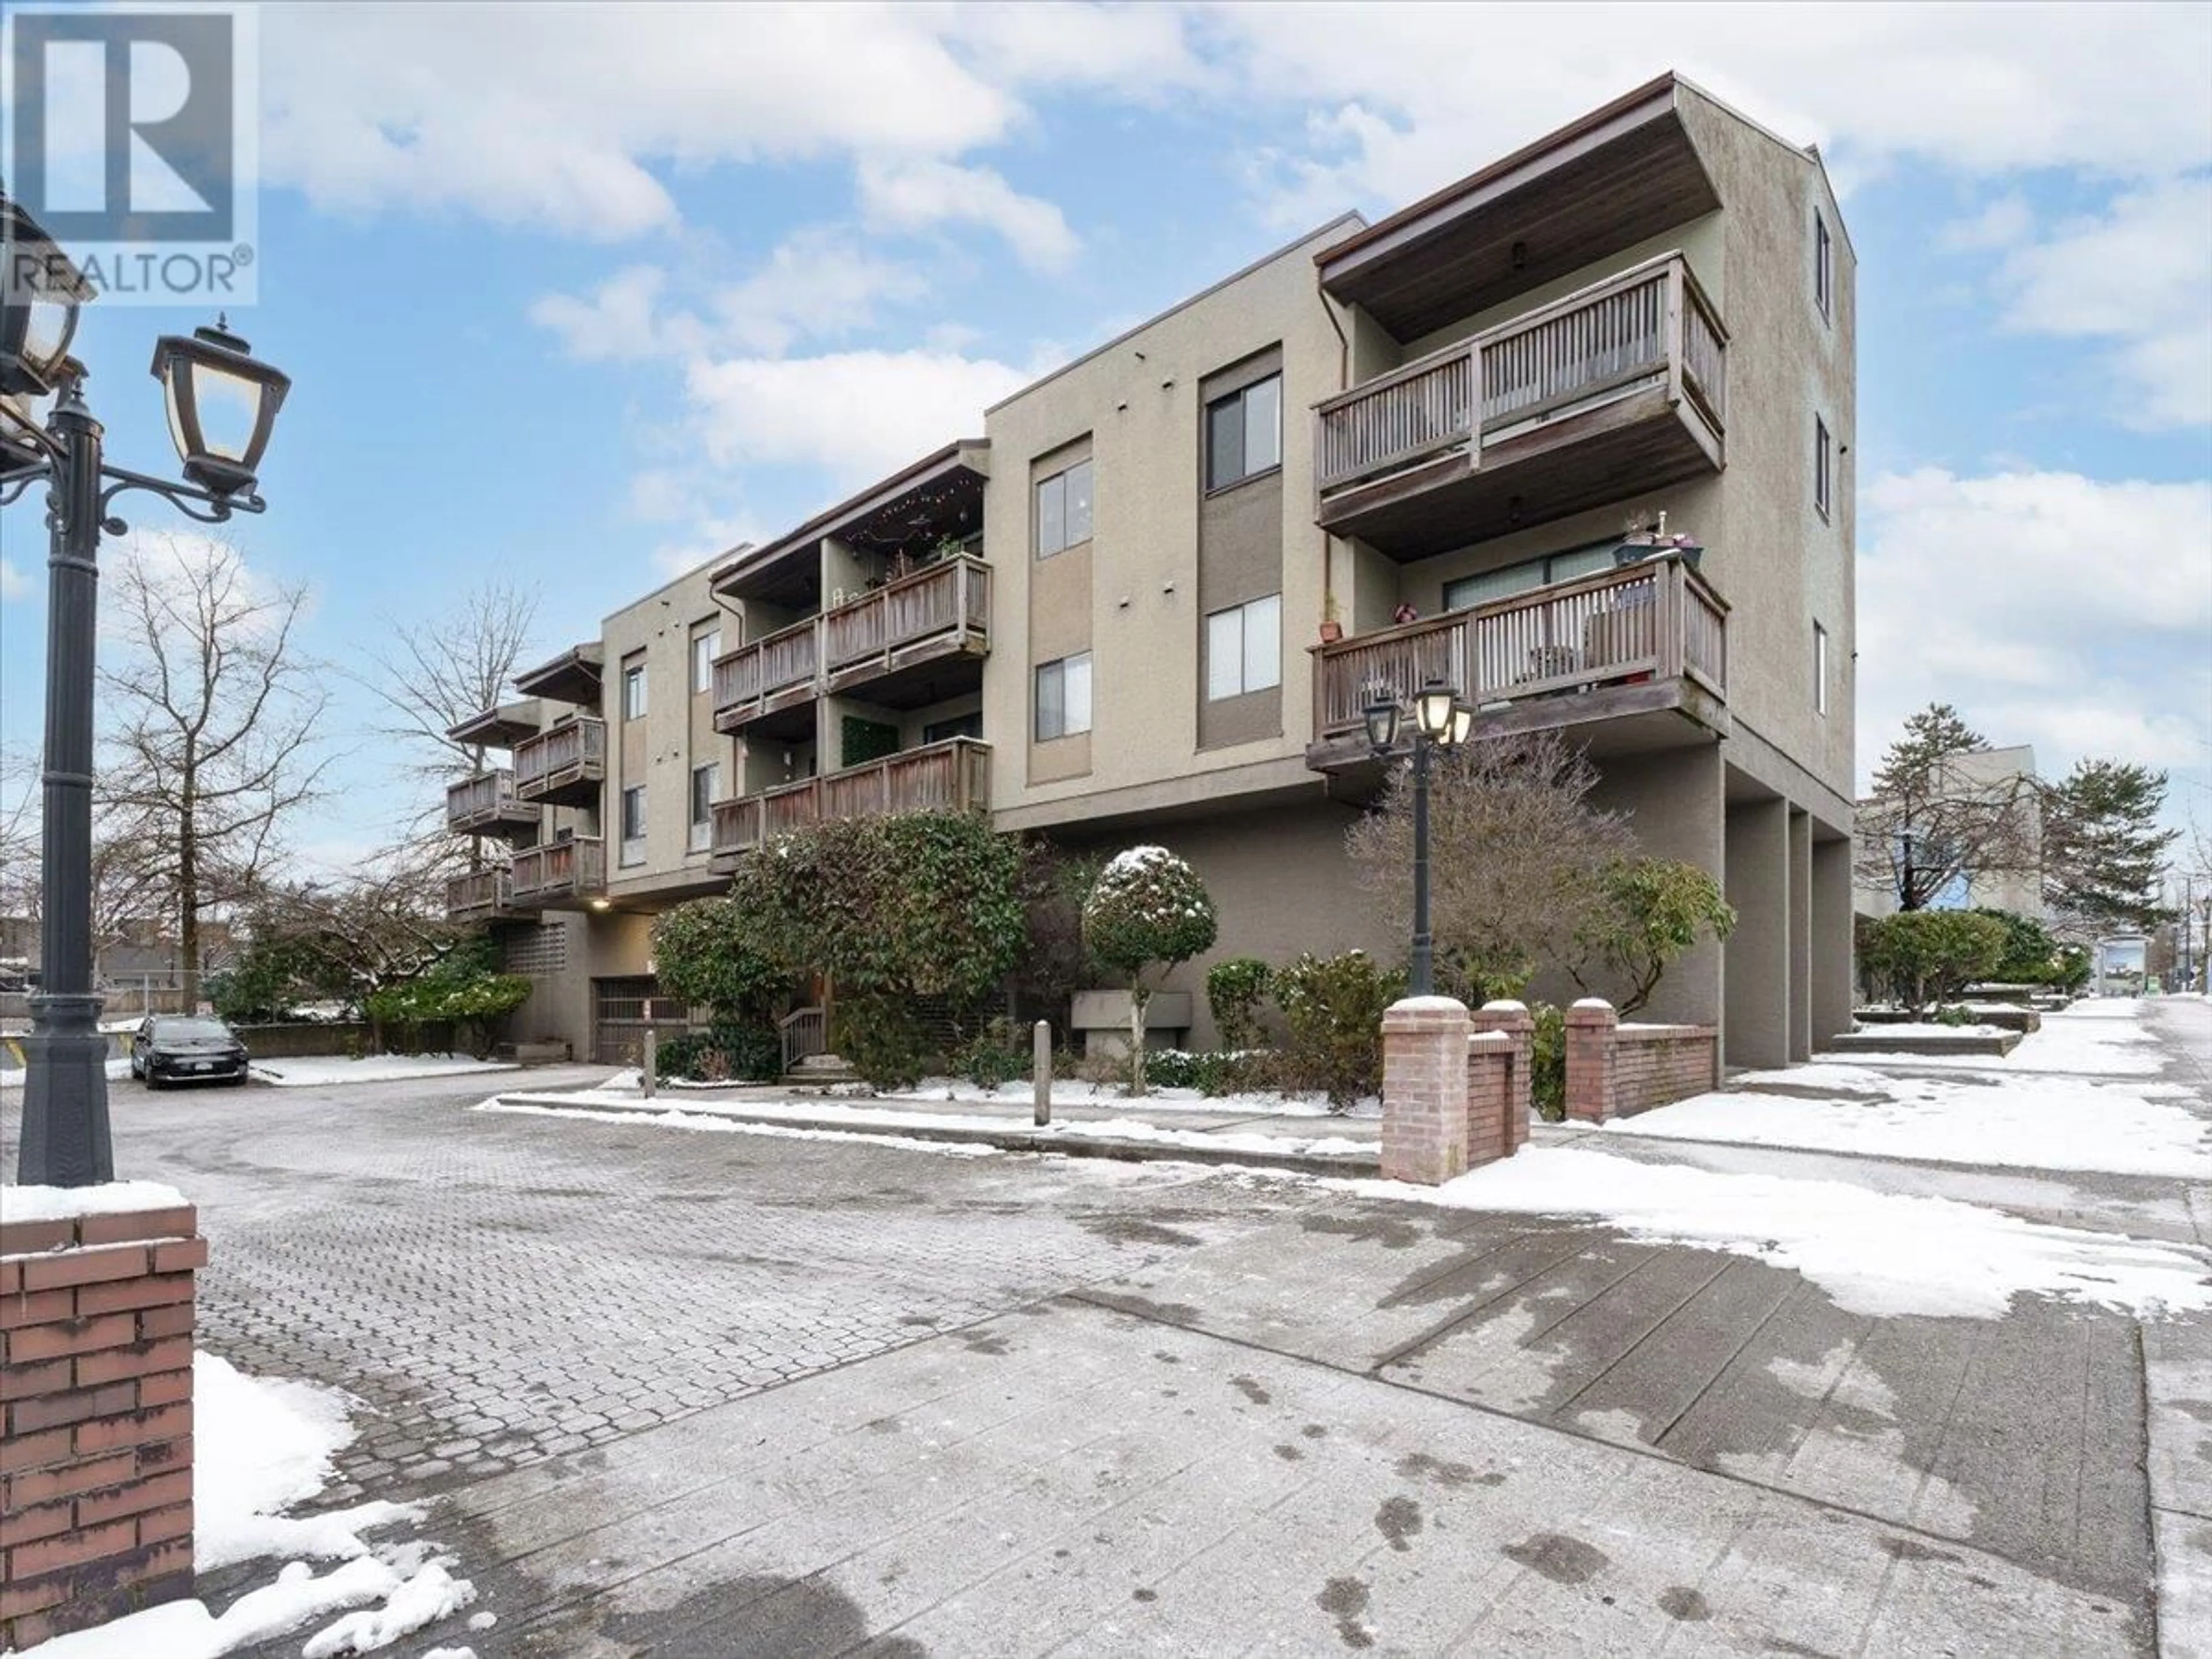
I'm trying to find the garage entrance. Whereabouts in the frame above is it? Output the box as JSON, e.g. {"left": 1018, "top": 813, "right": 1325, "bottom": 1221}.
{"left": 590, "top": 977, "right": 691, "bottom": 1067}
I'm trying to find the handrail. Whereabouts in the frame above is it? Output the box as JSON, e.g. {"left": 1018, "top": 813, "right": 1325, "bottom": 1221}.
{"left": 510, "top": 835, "right": 605, "bottom": 898}
{"left": 512, "top": 718, "right": 606, "bottom": 791}
{"left": 709, "top": 737, "right": 991, "bottom": 859}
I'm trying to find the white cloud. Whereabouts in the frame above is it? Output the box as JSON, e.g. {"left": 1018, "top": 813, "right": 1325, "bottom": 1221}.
{"left": 528, "top": 266, "right": 706, "bottom": 362}
{"left": 857, "top": 158, "right": 1080, "bottom": 272}
{"left": 1208, "top": 3, "right": 2212, "bottom": 224}
{"left": 1858, "top": 469, "right": 2212, "bottom": 784}
{"left": 682, "top": 348, "right": 1033, "bottom": 483}
{"left": 0, "top": 559, "right": 29, "bottom": 602}
{"left": 1942, "top": 195, "right": 2032, "bottom": 252}
{"left": 1993, "top": 177, "right": 2212, "bottom": 428}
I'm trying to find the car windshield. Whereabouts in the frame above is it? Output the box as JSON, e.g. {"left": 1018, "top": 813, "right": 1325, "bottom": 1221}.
{"left": 153, "top": 1018, "right": 233, "bottom": 1041}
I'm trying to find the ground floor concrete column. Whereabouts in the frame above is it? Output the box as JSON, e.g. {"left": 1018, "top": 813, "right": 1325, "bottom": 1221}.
{"left": 1789, "top": 808, "right": 1813, "bottom": 1062}
{"left": 1724, "top": 791, "right": 1790, "bottom": 1072}
{"left": 1811, "top": 834, "right": 1856, "bottom": 1048}
{"left": 1588, "top": 746, "right": 1724, "bottom": 1029}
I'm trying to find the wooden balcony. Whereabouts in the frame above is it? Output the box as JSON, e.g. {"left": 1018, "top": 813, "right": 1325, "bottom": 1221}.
{"left": 1307, "top": 554, "right": 1728, "bottom": 772}
{"left": 714, "top": 556, "right": 991, "bottom": 734}
{"left": 512, "top": 718, "right": 605, "bottom": 808}
{"left": 710, "top": 736, "right": 991, "bottom": 866}
{"left": 445, "top": 768, "right": 541, "bottom": 838}
{"left": 510, "top": 837, "right": 605, "bottom": 908}
{"left": 1315, "top": 252, "right": 1726, "bottom": 558}
{"left": 444, "top": 869, "right": 517, "bottom": 925}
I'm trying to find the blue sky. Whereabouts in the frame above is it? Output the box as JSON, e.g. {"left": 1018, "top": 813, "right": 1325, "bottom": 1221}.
{"left": 2, "top": 1, "right": 2208, "bottom": 878}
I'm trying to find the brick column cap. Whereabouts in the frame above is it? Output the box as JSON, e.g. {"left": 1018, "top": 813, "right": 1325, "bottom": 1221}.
{"left": 1383, "top": 995, "right": 1471, "bottom": 1031}
{"left": 1566, "top": 999, "right": 1619, "bottom": 1026}
{"left": 1479, "top": 999, "right": 1529, "bottom": 1013}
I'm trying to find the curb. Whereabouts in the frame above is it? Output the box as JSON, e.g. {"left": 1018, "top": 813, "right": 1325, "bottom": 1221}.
{"left": 487, "top": 1092, "right": 1383, "bottom": 1180}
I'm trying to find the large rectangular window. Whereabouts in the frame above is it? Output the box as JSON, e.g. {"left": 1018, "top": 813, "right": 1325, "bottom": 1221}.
{"left": 1205, "top": 594, "right": 1282, "bottom": 701}
{"left": 691, "top": 628, "right": 721, "bottom": 695}
{"left": 1035, "top": 458, "right": 1093, "bottom": 558}
{"left": 622, "top": 661, "right": 648, "bottom": 721}
{"left": 1814, "top": 622, "right": 1830, "bottom": 717}
{"left": 1206, "top": 374, "right": 1283, "bottom": 492}
{"left": 619, "top": 784, "right": 647, "bottom": 866}
{"left": 1815, "top": 415, "right": 1832, "bottom": 520}
{"left": 1442, "top": 540, "right": 1618, "bottom": 613}
{"left": 1815, "top": 211, "right": 1834, "bottom": 322}
{"left": 1034, "top": 653, "right": 1093, "bottom": 740}
{"left": 688, "top": 763, "right": 718, "bottom": 851}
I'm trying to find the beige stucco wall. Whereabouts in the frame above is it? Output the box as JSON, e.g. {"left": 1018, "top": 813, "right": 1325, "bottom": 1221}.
{"left": 982, "top": 220, "right": 1362, "bottom": 819}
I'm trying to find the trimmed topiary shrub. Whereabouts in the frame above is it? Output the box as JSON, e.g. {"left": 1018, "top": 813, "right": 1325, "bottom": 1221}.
{"left": 1082, "top": 846, "right": 1219, "bottom": 1096}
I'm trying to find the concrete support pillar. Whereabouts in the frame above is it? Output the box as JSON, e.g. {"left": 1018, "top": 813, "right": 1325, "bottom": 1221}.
{"left": 1587, "top": 747, "right": 1725, "bottom": 1028}
{"left": 1380, "top": 997, "right": 1472, "bottom": 1185}
{"left": 1789, "top": 808, "right": 1813, "bottom": 1062}
{"left": 1724, "top": 793, "right": 1791, "bottom": 1072}
{"left": 1564, "top": 999, "right": 1619, "bottom": 1123}
{"left": 1811, "top": 835, "right": 1857, "bottom": 1048}
{"left": 1469, "top": 1000, "right": 1534, "bottom": 1155}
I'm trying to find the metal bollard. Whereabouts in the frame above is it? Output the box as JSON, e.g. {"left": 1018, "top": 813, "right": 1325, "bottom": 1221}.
{"left": 642, "top": 1029, "right": 657, "bottom": 1099}
{"left": 1033, "top": 1020, "right": 1052, "bottom": 1126}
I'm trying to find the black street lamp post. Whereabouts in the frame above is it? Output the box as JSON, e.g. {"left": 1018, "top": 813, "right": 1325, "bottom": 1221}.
{"left": 3, "top": 196, "right": 292, "bottom": 1187}
{"left": 1365, "top": 678, "right": 1474, "bottom": 998}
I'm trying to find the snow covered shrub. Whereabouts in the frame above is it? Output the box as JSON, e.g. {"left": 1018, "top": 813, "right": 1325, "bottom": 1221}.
{"left": 1082, "top": 846, "right": 1218, "bottom": 1096}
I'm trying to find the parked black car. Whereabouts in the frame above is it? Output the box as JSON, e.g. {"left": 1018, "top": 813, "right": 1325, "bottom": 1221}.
{"left": 131, "top": 1015, "right": 251, "bottom": 1088}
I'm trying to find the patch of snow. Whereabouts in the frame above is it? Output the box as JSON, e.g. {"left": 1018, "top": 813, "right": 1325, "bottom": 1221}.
{"left": 2, "top": 1180, "right": 189, "bottom": 1224}
{"left": 1732, "top": 1063, "right": 1898, "bottom": 1093}
{"left": 0, "top": 1059, "right": 133, "bottom": 1091}
{"left": 249, "top": 1055, "right": 519, "bottom": 1089}
{"left": 467, "top": 1611, "right": 498, "bottom": 1631}
{"left": 1854, "top": 1021, "right": 2008, "bottom": 1037}
{"left": 421, "top": 1648, "right": 479, "bottom": 1659}
{"left": 1389, "top": 995, "right": 1467, "bottom": 1014}
{"left": 476, "top": 1100, "right": 1003, "bottom": 1158}
{"left": 1339, "top": 1147, "right": 2212, "bottom": 1320}
{"left": 1602, "top": 1072, "right": 2211, "bottom": 1180}
{"left": 1480, "top": 999, "right": 1529, "bottom": 1013}
{"left": 300, "top": 1561, "right": 475, "bottom": 1657}
{"left": 1571, "top": 998, "right": 1613, "bottom": 1010}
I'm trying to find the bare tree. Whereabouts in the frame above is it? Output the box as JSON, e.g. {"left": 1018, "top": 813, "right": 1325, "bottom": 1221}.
{"left": 98, "top": 535, "right": 331, "bottom": 1007}
{"left": 1854, "top": 704, "right": 2040, "bottom": 912}
{"left": 238, "top": 840, "right": 463, "bottom": 1005}
{"left": 353, "top": 579, "right": 539, "bottom": 855}
{"left": 1348, "top": 731, "right": 1633, "bottom": 1003}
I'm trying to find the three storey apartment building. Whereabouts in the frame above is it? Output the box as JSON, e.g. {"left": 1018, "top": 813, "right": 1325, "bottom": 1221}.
{"left": 450, "top": 74, "right": 1857, "bottom": 1071}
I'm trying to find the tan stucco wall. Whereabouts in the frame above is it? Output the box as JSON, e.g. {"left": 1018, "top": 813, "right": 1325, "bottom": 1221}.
{"left": 983, "top": 221, "right": 1362, "bottom": 819}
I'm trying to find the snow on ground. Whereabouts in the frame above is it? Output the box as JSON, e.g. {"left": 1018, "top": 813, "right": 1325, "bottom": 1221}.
{"left": 2, "top": 1181, "right": 190, "bottom": 1223}
{"left": 1340, "top": 1147, "right": 2212, "bottom": 1321}
{"left": 1823, "top": 1002, "right": 2165, "bottom": 1077}
{"left": 1602, "top": 1070, "right": 2211, "bottom": 1180}
{"left": 0, "top": 1059, "right": 132, "bottom": 1092}
{"left": 249, "top": 1055, "right": 518, "bottom": 1089}
{"left": 479, "top": 1100, "right": 1005, "bottom": 1158}
{"left": 484, "top": 1090, "right": 1372, "bottom": 1160}
{"left": 17, "top": 1354, "right": 475, "bottom": 1658}
{"left": 902, "top": 1077, "right": 1380, "bottom": 1119}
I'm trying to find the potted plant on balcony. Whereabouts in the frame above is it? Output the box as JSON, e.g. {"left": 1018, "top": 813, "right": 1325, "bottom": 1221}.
{"left": 1319, "top": 592, "right": 1343, "bottom": 644}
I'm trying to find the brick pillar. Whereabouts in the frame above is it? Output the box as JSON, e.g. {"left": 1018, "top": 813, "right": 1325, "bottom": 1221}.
{"left": 1564, "top": 999, "right": 1619, "bottom": 1124}
{"left": 1471, "top": 1000, "right": 1535, "bottom": 1155}
{"left": 2, "top": 1198, "right": 204, "bottom": 1652}
{"left": 1381, "top": 997, "right": 1472, "bottom": 1185}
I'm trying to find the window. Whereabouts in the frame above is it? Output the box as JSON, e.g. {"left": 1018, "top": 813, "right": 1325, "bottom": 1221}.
{"left": 691, "top": 628, "right": 720, "bottom": 695}
{"left": 1035, "top": 458, "right": 1093, "bottom": 558}
{"left": 1206, "top": 373, "right": 1283, "bottom": 491}
{"left": 923, "top": 710, "right": 984, "bottom": 745}
{"left": 1814, "top": 211, "right": 1833, "bottom": 322}
{"left": 619, "top": 785, "right": 646, "bottom": 866}
{"left": 1815, "top": 416, "right": 1832, "bottom": 520}
{"left": 622, "top": 662, "right": 647, "bottom": 720}
{"left": 1205, "top": 594, "right": 1282, "bottom": 701}
{"left": 1813, "top": 622, "right": 1829, "bottom": 717}
{"left": 1442, "top": 540, "right": 1618, "bottom": 612}
{"left": 1034, "top": 653, "right": 1093, "bottom": 741}
{"left": 688, "top": 763, "right": 718, "bottom": 852}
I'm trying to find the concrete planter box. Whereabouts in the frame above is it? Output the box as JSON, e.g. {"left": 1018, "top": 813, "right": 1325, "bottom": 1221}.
{"left": 1071, "top": 990, "right": 1192, "bottom": 1059}
{"left": 1827, "top": 1028, "right": 2022, "bottom": 1059}
{"left": 1853, "top": 1006, "right": 2041, "bottom": 1035}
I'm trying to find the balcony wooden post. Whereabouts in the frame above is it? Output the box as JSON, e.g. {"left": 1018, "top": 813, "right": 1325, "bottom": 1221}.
{"left": 1665, "top": 262, "right": 1686, "bottom": 411}
{"left": 1657, "top": 559, "right": 1684, "bottom": 681}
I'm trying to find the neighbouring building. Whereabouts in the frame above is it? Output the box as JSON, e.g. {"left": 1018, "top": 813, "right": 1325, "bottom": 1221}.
{"left": 1853, "top": 743, "right": 2044, "bottom": 921}
{"left": 449, "top": 73, "right": 1858, "bottom": 1071}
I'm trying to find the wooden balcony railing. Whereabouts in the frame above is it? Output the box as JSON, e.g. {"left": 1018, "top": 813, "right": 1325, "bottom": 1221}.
{"left": 709, "top": 737, "right": 991, "bottom": 861}
{"left": 445, "top": 768, "right": 539, "bottom": 835}
{"left": 444, "top": 869, "right": 514, "bottom": 922}
{"left": 509, "top": 836, "right": 605, "bottom": 904}
{"left": 1313, "top": 555, "right": 1727, "bottom": 740}
{"left": 512, "top": 718, "right": 606, "bottom": 802}
{"left": 715, "top": 556, "right": 990, "bottom": 728}
{"left": 1315, "top": 251, "right": 1727, "bottom": 495}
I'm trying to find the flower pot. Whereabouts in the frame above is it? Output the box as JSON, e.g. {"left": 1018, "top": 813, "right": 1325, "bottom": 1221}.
{"left": 1319, "top": 620, "right": 1343, "bottom": 643}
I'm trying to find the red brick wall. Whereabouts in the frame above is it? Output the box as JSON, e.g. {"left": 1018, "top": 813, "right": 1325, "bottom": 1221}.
{"left": 1467, "top": 1003, "right": 1532, "bottom": 1154}
{"left": 1464, "top": 1032, "right": 1513, "bottom": 1166}
{"left": 1611, "top": 1025, "right": 1719, "bottom": 1118}
{"left": 2, "top": 1203, "right": 202, "bottom": 1651}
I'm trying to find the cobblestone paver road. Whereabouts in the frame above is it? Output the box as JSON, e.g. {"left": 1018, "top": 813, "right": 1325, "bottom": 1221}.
{"left": 6, "top": 1070, "right": 1323, "bottom": 1503}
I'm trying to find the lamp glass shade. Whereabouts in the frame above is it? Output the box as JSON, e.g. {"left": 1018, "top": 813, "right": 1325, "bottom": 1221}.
{"left": 1414, "top": 680, "right": 1457, "bottom": 739}
{"left": 1448, "top": 701, "right": 1475, "bottom": 747}
{"left": 150, "top": 319, "right": 291, "bottom": 496}
{"left": 1363, "top": 699, "right": 1401, "bottom": 753}
{"left": 0, "top": 231, "right": 85, "bottom": 396}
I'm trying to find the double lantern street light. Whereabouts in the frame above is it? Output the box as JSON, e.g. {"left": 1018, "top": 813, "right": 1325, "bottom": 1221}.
{"left": 2, "top": 195, "right": 293, "bottom": 1187}
{"left": 1364, "top": 678, "right": 1475, "bottom": 999}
